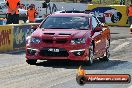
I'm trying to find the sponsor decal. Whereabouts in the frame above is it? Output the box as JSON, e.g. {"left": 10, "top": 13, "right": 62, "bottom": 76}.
{"left": 0, "top": 26, "right": 13, "bottom": 52}
{"left": 13, "top": 25, "right": 31, "bottom": 49}
{"left": 90, "top": 7, "right": 122, "bottom": 23}
{"left": 0, "top": 29, "right": 11, "bottom": 47}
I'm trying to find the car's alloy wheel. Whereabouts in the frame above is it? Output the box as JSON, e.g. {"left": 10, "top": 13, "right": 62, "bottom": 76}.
{"left": 87, "top": 44, "right": 94, "bottom": 66}
{"left": 26, "top": 59, "right": 37, "bottom": 65}
{"left": 100, "top": 40, "right": 110, "bottom": 61}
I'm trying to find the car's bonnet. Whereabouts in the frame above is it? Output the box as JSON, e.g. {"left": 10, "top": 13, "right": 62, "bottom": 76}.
{"left": 31, "top": 28, "right": 89, "bottom": 38}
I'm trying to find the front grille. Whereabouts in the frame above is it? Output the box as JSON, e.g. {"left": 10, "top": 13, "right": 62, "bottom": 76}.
{"left": 39, "top": 48, "right": 69, "bottom": 57}
{"left": 56, "top": 40, "right": 68, "bottom": 44}
{"left": 59, "top": 33, "right": 71, "bottom": 35}
{"left": 43, "top": 39, "right": 53, "bottom": 43}
{"left": 42, "top": 39, "right": 68, "bottom": 44}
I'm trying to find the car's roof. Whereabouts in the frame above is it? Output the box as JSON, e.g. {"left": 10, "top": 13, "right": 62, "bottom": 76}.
{"left": 50, "top": 13, "right": 93, "bottom": 17}
{"left": 54, "top": 10, "right": 84, "bottom": 13}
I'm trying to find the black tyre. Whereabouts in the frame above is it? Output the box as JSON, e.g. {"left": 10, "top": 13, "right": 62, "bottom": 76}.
{"left": 87, "top": 44, "right": 94, "bottom": 66}
{"left": 26, "top": 59, "right": 37, "bottom": 65}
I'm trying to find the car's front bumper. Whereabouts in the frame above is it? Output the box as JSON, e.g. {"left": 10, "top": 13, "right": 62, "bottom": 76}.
{"left": 26, "top": 44, "right": 89, "bottom": 61}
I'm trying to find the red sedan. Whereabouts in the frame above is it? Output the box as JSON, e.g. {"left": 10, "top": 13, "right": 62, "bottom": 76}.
{"left": 26, "top": 13, "right": 111, "bottom": 65}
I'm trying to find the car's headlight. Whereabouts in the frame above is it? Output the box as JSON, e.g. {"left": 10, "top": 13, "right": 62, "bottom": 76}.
{"left": 71, "top": 38, "right": 86, "bottom": 44}
{"left": 31, "top": 37, "right": 41, "bottom": 43}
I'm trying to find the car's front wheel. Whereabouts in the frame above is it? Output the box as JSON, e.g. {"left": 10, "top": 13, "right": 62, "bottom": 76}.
{"left": 87, "top": 44, "right": 94, "bottom": 66}
{"left": 26, "top": 59, "right": 37, "bottom": 65}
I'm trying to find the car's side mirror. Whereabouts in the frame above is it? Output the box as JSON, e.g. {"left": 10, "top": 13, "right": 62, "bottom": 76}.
{"left": 94, "top": 27, "right": 102, "bottom": 32}
{"left": 31, "top": 25, "right": 39, "bottom": 31}
{"left": 101, "top": 23, "right": 108, "bottom": 28}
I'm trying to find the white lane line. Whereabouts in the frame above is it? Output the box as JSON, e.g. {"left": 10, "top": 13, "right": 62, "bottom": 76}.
{"left": 111, "top": 39, "right": 126, "bottom": 45}
{"left": 127, "top": 38, "right": 132, "bottom": 42}
{"left": 112, "top": 42, "right": 130, "bottom": 52}
{"left": 128, "top": 85, "right": 132, "bottom": 88}
{"left": 111, "top": 40, "right": 120, "bottom": 44}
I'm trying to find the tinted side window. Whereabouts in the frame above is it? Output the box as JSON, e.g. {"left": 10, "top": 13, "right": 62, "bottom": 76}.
{"left": 92, "top": 16, "right": 98, "bottom": 29}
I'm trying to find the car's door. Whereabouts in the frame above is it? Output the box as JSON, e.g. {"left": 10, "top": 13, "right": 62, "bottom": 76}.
{"left": 95, "top": 16, "right": 108, "bottom": 51}
{"left": 91, "top": 16, "right": 104, "bottom": 55}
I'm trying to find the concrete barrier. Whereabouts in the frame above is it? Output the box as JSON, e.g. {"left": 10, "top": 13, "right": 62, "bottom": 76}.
{"left": 87, "top": 4, "right": 129, "bottom": 26}
{"left": 0, "top": 23, "right": 39, "bottom": 52}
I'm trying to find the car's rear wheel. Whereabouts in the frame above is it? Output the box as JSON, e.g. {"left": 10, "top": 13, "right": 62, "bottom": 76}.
{"left": 26, "top": 59, "right": 37, "bottom": 65}
{"left": 99, "top": 40, "right": 110, "bottom": 61}
{"left": 87, "top": 44, "right": 94, "bottom": 66}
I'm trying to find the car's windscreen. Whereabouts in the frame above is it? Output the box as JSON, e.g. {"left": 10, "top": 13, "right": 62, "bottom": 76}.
{"left": 40, "top": 16, "right": 89, "bottom": 30}
{"left": 61, "top": 11, "right": 84, "bottom": 13}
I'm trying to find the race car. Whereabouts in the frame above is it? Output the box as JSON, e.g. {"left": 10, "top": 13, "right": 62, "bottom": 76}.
{"left": 26, "top": 13, "right": 111, "bottom": 65}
